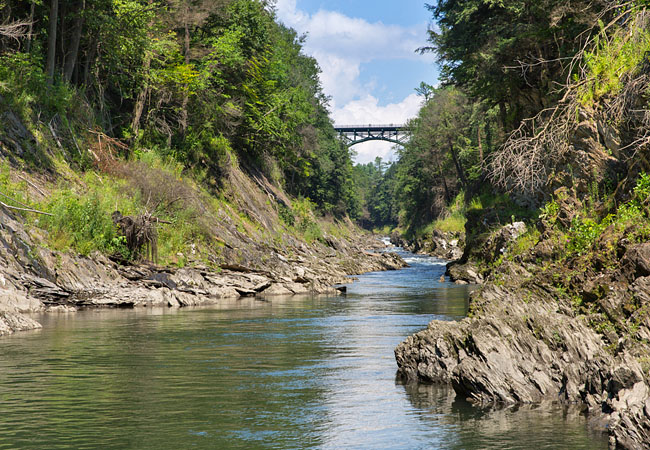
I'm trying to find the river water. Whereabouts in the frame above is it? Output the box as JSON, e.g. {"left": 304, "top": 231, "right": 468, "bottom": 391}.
{"left": 0, "top": 248, "right": 607, "bottom": 449}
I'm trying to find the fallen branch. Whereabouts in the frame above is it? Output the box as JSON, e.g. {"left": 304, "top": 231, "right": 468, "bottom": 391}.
{"left": 0, "top": 19, "right": 31, "bottom": 40}
{"left": 0, "top": 201, "right": 52, "bottom": 216}
{"left": 16, "top": 174, "right": 47, "bottom": 198}
{"left": 0, "top": 191, "right": 31, "bottom": 209}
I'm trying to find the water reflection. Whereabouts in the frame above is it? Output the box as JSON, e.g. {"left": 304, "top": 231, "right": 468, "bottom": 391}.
{"left": 0, "top": 250, "right": 607, "bottom": 449}
{"left": 399, "top": 382, "right": 607, "bottom": 450}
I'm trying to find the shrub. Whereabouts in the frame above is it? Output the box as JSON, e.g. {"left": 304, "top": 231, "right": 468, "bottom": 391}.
{"left": 44, "top": 191, "right": 121, "bottom": 255}
{"left": 579, "top": 23, "right": 650, "bottom": 104}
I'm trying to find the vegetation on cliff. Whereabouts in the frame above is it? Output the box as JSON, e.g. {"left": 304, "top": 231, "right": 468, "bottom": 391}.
{"left": 0, "top": 0, "right": 368, "bottom": 265}
{"left": 393, "top": 3, "right": 650, "bottom": 447}
{"left": 361, "top": 1, "right": 650, "bottom": 253}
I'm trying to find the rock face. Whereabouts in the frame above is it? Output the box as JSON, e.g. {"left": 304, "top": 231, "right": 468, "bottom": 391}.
{"left": 0, "top": 205, "right": 405, "bottom": 336}
{"left": 0, "top": 312, "right": 41, "bottom": 336}
{"left": 446, "top": 222, "right": 527, "bottom": 285}
{"left": 391, "top": 229, "right": 464, "bottom": 261}
{"left": 395, "top": 259, "right": 650, "bottom": 450}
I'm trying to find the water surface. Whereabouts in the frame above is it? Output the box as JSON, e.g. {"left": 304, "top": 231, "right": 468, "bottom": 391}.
{"left": 0, "top": 250, "right": 607, "bottom": 449}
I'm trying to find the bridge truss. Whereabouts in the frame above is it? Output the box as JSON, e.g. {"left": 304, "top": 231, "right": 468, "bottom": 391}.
{"left": 334, "top": 124, "right": 409, "bottom": 147}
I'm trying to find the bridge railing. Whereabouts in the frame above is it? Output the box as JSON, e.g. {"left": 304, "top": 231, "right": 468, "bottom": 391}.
{"left": 334, "top": 124, "right": 405, "bottom": 129}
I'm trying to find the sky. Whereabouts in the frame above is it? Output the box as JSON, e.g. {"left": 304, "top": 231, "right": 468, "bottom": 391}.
{"left": 274, "top": 0, "right": 439, "bottom": 164}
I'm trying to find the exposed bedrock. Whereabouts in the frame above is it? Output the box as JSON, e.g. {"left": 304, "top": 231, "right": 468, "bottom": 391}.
{"left": 395, "top": 264, "right": 650, "bottom": 449}
{"left": 0, "top": 204, "right": 405, "bottom": 336}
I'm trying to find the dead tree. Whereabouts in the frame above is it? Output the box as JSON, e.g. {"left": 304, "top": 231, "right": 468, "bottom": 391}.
{"left": 112, "top": 211, "right": 159, "bottom": 263}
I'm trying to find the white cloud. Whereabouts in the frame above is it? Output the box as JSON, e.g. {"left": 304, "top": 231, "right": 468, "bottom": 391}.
{"left": 275, "top": 0, "right": 430, "bottom": 105}
{"left": 275, "top": 1, "right": 429, "bottom": 163}
{"left": 332, "top": 93, "right": 421, "bottom": 125}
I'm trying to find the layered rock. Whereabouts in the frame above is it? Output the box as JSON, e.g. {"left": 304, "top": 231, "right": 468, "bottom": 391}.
{"left": 0, "top": 204, "right": 404, "bottom": 336}
{"left": 395, "top": 258, "right": 650, "bottom": 449}
{"left": 391, "top": 229, "right": 464, "bottom": 261}
{"left": 446, "top": 222, "right": 527, "bottom": 285}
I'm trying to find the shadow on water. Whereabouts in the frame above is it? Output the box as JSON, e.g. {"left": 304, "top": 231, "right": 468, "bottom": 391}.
{"left": 397, "top": 381, "right": 607, "bottom": 450}
{"left": 0, "top": 246, "right": 608, "bottom": 449}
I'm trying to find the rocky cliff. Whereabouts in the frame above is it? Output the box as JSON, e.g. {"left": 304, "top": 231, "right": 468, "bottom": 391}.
{"left": 395, "top": 222, "right": 650, "bottom": 449}
{"left": 0, "top": 103, "right": 405, "bottom": 337}
{"left": 395, "top": 47, "right": 650, "bottom": 447}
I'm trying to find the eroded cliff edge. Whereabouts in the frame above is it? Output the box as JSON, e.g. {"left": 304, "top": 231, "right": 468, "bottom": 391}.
{"left": 0, "top": 199, "right": 404, "bottom": 336}
{"left": 396, "top": 245, "right": 650, "bottom": 449}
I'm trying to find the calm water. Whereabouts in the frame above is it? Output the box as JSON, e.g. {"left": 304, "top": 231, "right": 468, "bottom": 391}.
{"left": 0, "top": 249, "right": 607, "bottom": 449}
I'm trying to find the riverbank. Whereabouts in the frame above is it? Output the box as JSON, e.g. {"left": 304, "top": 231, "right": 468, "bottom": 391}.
{"left": 0, "top": 200, "right": 404, "bottom": 336}
{"left": 395, "top": 195, "right": 650, "bottom": 449}
{"left": 0, "top": 247, "right": 607, "bottom": 449}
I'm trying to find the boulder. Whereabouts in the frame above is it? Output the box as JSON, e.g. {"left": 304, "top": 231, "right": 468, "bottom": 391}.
{"left": 0, "top": 312, "right": 41, "bottom": 336}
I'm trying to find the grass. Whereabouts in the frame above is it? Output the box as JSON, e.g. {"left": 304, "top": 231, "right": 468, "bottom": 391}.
{"left": 413, "top": 189, "right": 537, "bottom": 240}
{"left": 0, "top": 50, "right": 366, "bottom": 269}
{"left": 579, "top": 20, "right": 650, "bottom": 104}
{"left": 429, "top": 212, "right": 467, "bottom": 234}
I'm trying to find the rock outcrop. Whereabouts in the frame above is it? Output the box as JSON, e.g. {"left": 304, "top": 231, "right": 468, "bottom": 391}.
{"left": 0, "top": 204, "right": 405, "bottom": 336}
{"left": 446, "top": 222, "right": 527, "bottom": 285}
{"left": 391, "top": 229, "right": 464, "bottom": 261}
{"left": 396, "top": 252, "right": 650, "bottom": 449}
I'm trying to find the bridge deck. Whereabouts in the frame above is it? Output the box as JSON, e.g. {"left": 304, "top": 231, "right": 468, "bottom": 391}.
{"left": 334, "top": 124, "right": 405, "bottom": 132}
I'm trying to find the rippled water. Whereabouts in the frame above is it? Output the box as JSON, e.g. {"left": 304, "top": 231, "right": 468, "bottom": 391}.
{"left": 0, "top": 250, "right": 607, "bottom": 449}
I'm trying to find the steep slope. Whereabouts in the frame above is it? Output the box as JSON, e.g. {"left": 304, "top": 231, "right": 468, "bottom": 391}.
{"left": 395, "top": 10, "right": 650, "bottom": 449}
{"left": 0, "top": 99, "right": 404, "bottom": 337}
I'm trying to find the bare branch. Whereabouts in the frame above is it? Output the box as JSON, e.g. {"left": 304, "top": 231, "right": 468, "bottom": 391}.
{"left": 0, "top": 201, "right": 53, "bottom": 216}
{"left": 488, "top": 4, "right": 650, "bottom": 199}
{"left": 0, "top": 19, "right": 32, "bottom": 41}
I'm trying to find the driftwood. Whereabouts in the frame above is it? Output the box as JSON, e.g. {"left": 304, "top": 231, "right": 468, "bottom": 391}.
{"left": 112, "top": 211, "right": 160, "bottom": 262}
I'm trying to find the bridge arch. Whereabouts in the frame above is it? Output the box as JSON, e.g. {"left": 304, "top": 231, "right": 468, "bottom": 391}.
{"left": 334, "top": 124, "right": 410, "bottom": 147}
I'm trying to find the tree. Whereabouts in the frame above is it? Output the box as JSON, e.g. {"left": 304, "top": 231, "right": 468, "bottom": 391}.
{"left": 422, "top": 0, "right": 613, "bottom": 129}
{"left": 45, "top": 0, "right": 58, "bottom": 85}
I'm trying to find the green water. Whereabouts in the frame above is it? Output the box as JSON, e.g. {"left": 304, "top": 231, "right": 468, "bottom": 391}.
{"left": 0, "top": 252, "right": 607, "bottom": 449}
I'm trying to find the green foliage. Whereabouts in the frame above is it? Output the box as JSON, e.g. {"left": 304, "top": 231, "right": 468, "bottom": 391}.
{"left": 632, "top": 172, "right": 650, "bottom": 203}
{"left": 0, "top": 52, "right": 74, "bottom": 117}
{"left": 43, "top": 190, "right": 123, "bottom": 256}
{"left": 0, "top": 161, "right": 30, "bottom": 207}
{"left": 579, "top": 25, "right": 650, "bottom": 104}
{"left": 370, "top": 86, "right": 501, "bottom": 234}
{"left": 425, "top": 0, "right": 613, "bottom": 126}
{"left": 561, "top": 173, "right": 650, "bottom": 258}
{"left": 0, "top": 0, "right": 360, "bottom": 222}
{"left": 510, "top": 228, "right": 542, "bottom": 257}
{"left": 539, "top": 200, "right": 560, "bottom": 226}
{"left": 567, "top": 216, "right": 607, "bottom": 256}
{"left": 278, "top": 203, "right": 295, "bottom": 227}
{"left": 430, "top": 213, "right": 467, "bottom": 234}
{"left": 279, "top": 197, "right": 324, "bottom": 243}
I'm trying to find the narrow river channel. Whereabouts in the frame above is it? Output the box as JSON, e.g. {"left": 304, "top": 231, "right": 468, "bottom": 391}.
{"left": 0, "top": 246, "right": 608, "bottom": 449}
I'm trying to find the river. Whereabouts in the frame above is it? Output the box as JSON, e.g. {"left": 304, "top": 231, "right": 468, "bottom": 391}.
{"left": 0, "top": 247, "right": 607, "bottom": 449}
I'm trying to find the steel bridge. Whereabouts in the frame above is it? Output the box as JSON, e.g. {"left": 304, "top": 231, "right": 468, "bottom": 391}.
{"left": 334, "top": 124, "right": 409, "bottom": 147}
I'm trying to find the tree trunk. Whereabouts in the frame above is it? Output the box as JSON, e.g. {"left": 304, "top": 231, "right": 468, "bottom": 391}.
{"left": 437, "top": 159, "right": 451, "bottom": 203}
{"left": 63, "top": 0, "right": 85, "bottom": 83}
{"left": 46, "top": 0, "right": 59, "bottom": 85}
{"left": 477, "top": 123, "right": 484, "bottom": 165}
{"left": 82, "top": 39, "right": 96, "bottom": 87}
{"left": 130, "top": 54, "right": 151, "bottom": 137}
{"left": 180, "top": 6, "right": 190, "bottom": 135}
{"left": 498, "top": 101, "right": 507, "bottom": 133}
{"left": 59, "top": 1, "right": 66, "bottom": 72}
{"left": 448, "top": 138, "right": 468, "bottom": 187}
{"left": 131, "top": 0, "right": 154, "bottom": 138}
{"left": 25, "top": 1, "right": 35, "bottom": 53}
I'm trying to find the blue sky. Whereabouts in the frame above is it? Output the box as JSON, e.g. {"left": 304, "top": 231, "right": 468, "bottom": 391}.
{"left": 274, "top": 0, "right": 439, "bottom": 163}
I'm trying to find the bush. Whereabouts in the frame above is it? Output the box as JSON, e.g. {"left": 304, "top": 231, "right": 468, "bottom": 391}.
{"left": 0, "top": 52, "right": 76, "bottom": 119}
{"left": 579, "top": 24, "right": 650, "bottom": 104}
{"left": 44, "top": 191, "right": 121, "bottom": 255}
